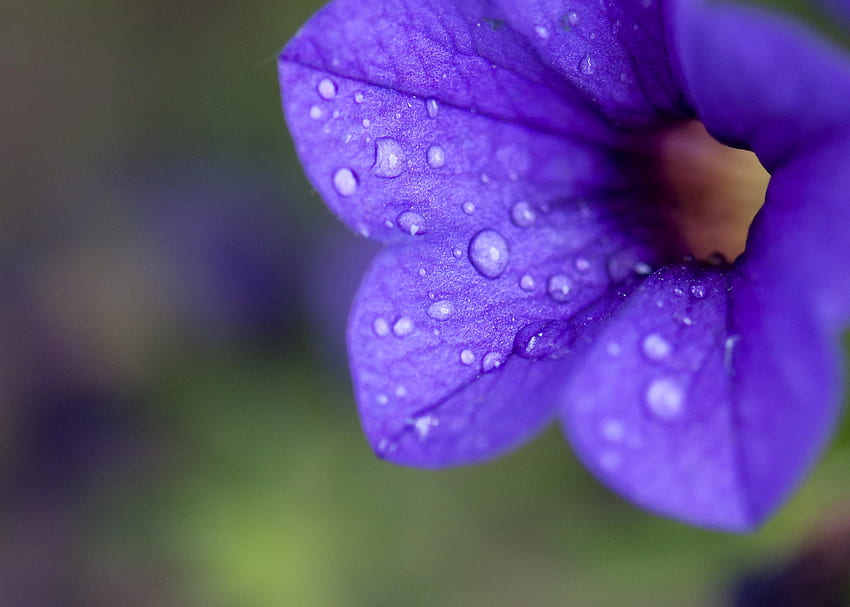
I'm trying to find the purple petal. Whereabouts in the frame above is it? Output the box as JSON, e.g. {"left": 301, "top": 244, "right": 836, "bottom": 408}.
{"left": 669, "top": 0, "right": 850, "bottom": 169}
{"left": 562, "top": 263, "right": 755, "bottom": 530}
{"left": 349, "top": 189, "right": 663, "bottom": 465}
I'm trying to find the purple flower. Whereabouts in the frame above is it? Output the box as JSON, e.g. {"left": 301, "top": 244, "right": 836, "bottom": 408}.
{"left": 278, "top": 0, "right": 850, "bottom": 530}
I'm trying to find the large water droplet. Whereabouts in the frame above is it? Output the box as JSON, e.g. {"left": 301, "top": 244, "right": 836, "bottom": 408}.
{"left": 642, "top": 333, "right": 671, "bottom": 361}
{"left": 510, "top": 201, "right": 536, "bottom": 227}
{"left": 579, "top": 53, "right": 595, "bottom": 75}
{"left": 372, "top": 137, "right": 406, "bottom": 178}
{"left": 393, "top": 316, "right": 414, "bottom": 337}
{"left": 547, "top": 274, "right": 573, "bottom": 302}
{"left": 469, "top": 229, "right": 510, "bottom": 278}
{"left": 519, "top": 274, "right": 536, "bottom": 291}
{"left": 427, "top": 300, "right": 456, "bottom": 321}
{"left": 333, "top": 168, "right": 358, "bottom": 196}
{"left": 425, "top": 98, "right": 439, "bottom": 118}
{"left": 513, "top": 320, "right": 575, "bottom": 359}
{"left": 645, "top": 378, "right": 684, "bottom": 420}
{"left": 318, "top": 78, "right": 337, "bottom": 99}
{"left": 427, "top": 145, "right": 446, "bottom": 168}
{"left": 482, "top": 351, "right": 506, "bottom": 373}
{"left": 460, "top": 349, "right": 475, "bottom": 365}
{"left": 396, "top": 211, "right": 426, "bottom": 236}
{"left": 373, "top": 317, "right": 390, "bottom": 337}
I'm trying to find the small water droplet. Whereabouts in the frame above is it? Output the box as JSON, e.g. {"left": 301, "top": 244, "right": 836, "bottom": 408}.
{"left": 600, "top": 451, "right": 621, "bottom": 471}
{"left": 510, "top": 201, "right": 536, "bottom": 227}
{"left": 481, "top": 351, "right": 506, "bottom": 373}
{"left": 354, "top": 91, "right": 365, "bottom": 104}
{"left": 412, "top": 415, "right": 437, "bottom": 440}
{"left": 645, "top": 378, "right": 684, "bottom": 420}
{"left": 460, "top": 349, "right": 475, "bottom": 365}
{"left": 425, "top": 98, "right": 439, "bottom": 118}
{"left": 418, "top": 268, "right": 426, "bottom": 277}
{"left": 642, "top": 333, "right": 671, "bottom": 361}
{"left": 318, "top": 78, "right": 337, "bottom": 99}
{"left": 575, "top": 257, "right": 591, "bottom": 272}
{"left": 395, "top": 385, "right": 408, "bottom": 398}
{"left": 361, "top": 119, "right": 371, "bottom": 129}
{"left": 724, "top": 334, "right": 741, "bottom": 374}
{"left": 606, "top": 342, "right": 621, "bottom": 356}
{"left": 462, "top": 202, "right": 476, "bottom": 215}
{"left": 427, "top": 145, "right": 446, "bottom": 168}
{"left": 579, "top": 53, "right": 595, "bottom": 75}
{"left": 480, "top": 173, "right": 491, "bottom": 184}
{"left": 634, "top": 262, "right": 653, "bottom": 275}
{"left": 372, "top": 137, "right": 406, "bottom": 178}
{"left": 375, "top": 393, "right": 389, "bottom": 406}
{"left": 452, "top": 246, "right": 463, "bottom": 259}
{"left": 690, "top": 283, "right": 706, "bottom": 299}
{"left": 534, "top": 25, "right": 550, "bottom": 38}
{"left": 681, "top": 316, "right": 695, "bottom": 326}
{"left": 547, "top": 274, "right": 573, "bottom": 302}
{"left": 333, "top": 168, "right": 358, "bottom": 196}
{"left": 309, "top": 105, "right": 323, "bottom": 120}
{"left": 469, "top": 229, "right": 510, "bottom": 278}
{"left": 601, "top": 419, "right": 624, "bottom": 442}
{"left": 513, "top": 320, "right": 575, "bottom": 359}
{"left": 427, "top": 300, "right": 456, "bottom": 321}
{"left": 519, "top": 274, "right": 536, "bottom": 291}
{"left": 393, "top": 316, "right": 414, "bottom": 337}
{"left": 566, "top": 11, "right": 580, "bottom": 27}
{"left": 395, "top": 211, "right": 426, "bottom": 236}
{"left": 373, "top": 317, "right": 390, "bottom": 337}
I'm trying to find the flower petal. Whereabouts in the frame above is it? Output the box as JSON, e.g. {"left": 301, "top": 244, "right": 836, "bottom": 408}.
{"left": 669, "top": 0, "right": 850, "bottom": 169}
{"left": 349, "top": 188, "right": 663, "bottom": 465}
{"left": 561, "top": 263, "right": 756, "bottom": 530}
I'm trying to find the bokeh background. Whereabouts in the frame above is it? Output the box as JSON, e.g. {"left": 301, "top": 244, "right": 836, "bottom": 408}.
{"left": 4, "top": 1, "right": 850, "bottom": 605}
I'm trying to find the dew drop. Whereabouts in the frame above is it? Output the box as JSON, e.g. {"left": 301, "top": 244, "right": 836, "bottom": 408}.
{"left": 575, "top": 257, "right": 591, "bottom": 272}
{"left": 460, "top": 349, "right": 475, "bottom": 365}
{"left": 482, "top": 351, "right": 506, "bottom": 373}
{"left": 566, "top": 11, "right": 580, "bottom": 27}
{"left": 372, "top": 137, "right": 406, "bottom": 178}
{"left": 510, "top": 201, "right": 537, "bottom": 227}
{"left": 645, "top": 378, "right": 684, "bottom": 420}
{"left": 600, "top": 451, "right": 621, "bottom": 471}
{"left": 318, "top": 78, "right": 337, "bottom": 99}
{"left": 547, "top": 274, "right": 573, "bottom": 302}
{"left": 396, "top": 211, "right": 426, "bottom": 236}
{"left": 519, "top": 274, "right": 536, "bottom": 291}
{"left": 513, "top": 320, "right": 576, "bottom": 360}
{"left": 427, "top": 300, "right": 456, "bottom": 321}
{"left": 634, "top": 262, "right": 653, "bottom": 275}
{"left": 373, "top": 317, "right": 390, "bottom": 337}
{"left": 309, "top": 105, "right": 323, "bottom": 120}
{"left": 601, "top": 419, "right": 625, "bottom": 442}
{"left": 354, "top": 91, "right": 365, "bottom": 104}
{"left": 425, "top": 98, "right": 439, "bottom": 118}
{"left": 427, "top": 145, "right": 446, "bottom": 168}
{"left": 393, "top": 316, "right": 414, "bottom": 337}
{"left": 412, "top": 415, "right": 437, "bottom": 440}
{"left": 361, "top": 118, "right": 371, "bottom": 128}
{"left": 462, "top": 201, "right": 476, "bottom": 215}
{"left": 452, "top": 246, "right": 463, "bottom": 259}
{"left": 534, "top": 25, "right": 550, "bottom": 38}
{"left": 579, "top": 53, "right": 595, "bottom": 75}
{"left": 690, "top": 283, "right": 706, "bottom": 299}
{"left": 642, "top": 333, "right": 671, "bottom": 361}
{"left": 468, "top": 229, "right": 510, "bottom": 278}
{"left": 333, "top": 168, "right": 358, "bottom": 196}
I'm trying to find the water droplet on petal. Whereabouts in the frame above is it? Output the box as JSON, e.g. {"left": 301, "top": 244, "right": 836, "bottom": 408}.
{"left": 332, "top": 168, "right": 358, "bottom": 197}
{"left": 566, "top": 11, "right": 580, "bottom": 27}
{"left": 534, "top": 25, "right": 550, "bottom": 38}
{"left": 600, "top": 451, "right": 621, "bottom": 471}
{"left": 373, "top": 317, "right": 390, "bottom": 337}
{"left": 354, "top": 92, "right": 365, "bottom": 104}
{"left": 372, "top": 137, "right": 406, "bottom": 178}
{"left": 462, "top": 202, "right": 476, "bottom": 215}
{"left": 318, "top": 78, "right": 337, "bottom": 99}
{"left": 513, "top": 320, "right": 575, "bottom": 360}
{"left": 412, "top": 415, "right": 437, "bottom": 440}
{"left": 547, "top": 274, "right": 573, "bottom": 302}
{"left": 519, "top": 274, "right": 536, "bottom": 291}
{"left": 427, "top": 145, "right": 446, "bottom": 168}
{"left": 375, "top": 393, "right": 389, "bottom": 406}
{"left": 309, "top": 105, "right": 323, "bottom": 120}
{"left": 690, "top": 283, "right": 706, "bottom": 299}
{"left": 510, "top": 201, "right": 536, "bottom": 227}
{"left": 393, "top": 316, "right": 414, "bottom": 337}
{"left": 427, "top": 300, "right": 455, "bottom": 321}
{"left": 645, "top": 378, "right": 684, "bottom": 420}
{"left": 634, "top": 262, "right": 653, "bottom": 275}
{"left": 460, "top": 349, "right": 475, "bottom": 365}
{"left": 452, "top": 246, "right": 463, "bottom": 259}
{"left": 361, "top": 118, "right": 371, "bottom": 128}
{"left": 469, "top": 229, "right": 510, "bottom": 278}
{"left": 575, "top": 257, "right": 591, "bottom": 272}
{"left": 425, "top": 98, "right": 439, "bottom": 118}
{"left": 482, "top": 351, "right": 506, "bottom": 373}
{"left": 396, "top": 211, "right": 426, "bottom": 236}
{"left": 579, "top": 53, "right": 595, "bottom": 75}
{"left": 601, "top": 419, "right": 625, "bottom": 442}
{"left": 642, "top": 333, "right": 671, "bottom": 361}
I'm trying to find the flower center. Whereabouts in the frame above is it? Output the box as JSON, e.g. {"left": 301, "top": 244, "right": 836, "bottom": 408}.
{"left": 651, "top": 121, "right": 770, "bottom": 262}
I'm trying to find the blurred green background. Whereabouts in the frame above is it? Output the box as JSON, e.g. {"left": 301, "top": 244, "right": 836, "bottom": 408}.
{"left": 4, "top": 1, "right": 850, "bottom": 605}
